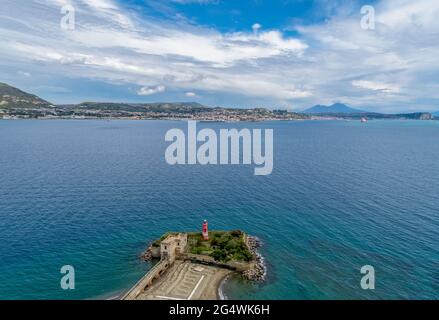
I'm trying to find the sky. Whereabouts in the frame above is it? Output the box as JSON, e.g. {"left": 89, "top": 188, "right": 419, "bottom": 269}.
{"left": 0, "top": 0, "right": 438, "bottom": 113}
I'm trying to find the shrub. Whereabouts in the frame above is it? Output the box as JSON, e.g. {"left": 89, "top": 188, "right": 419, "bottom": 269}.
{"left": 230, "top": 230, "right": 243, "bottom": 237}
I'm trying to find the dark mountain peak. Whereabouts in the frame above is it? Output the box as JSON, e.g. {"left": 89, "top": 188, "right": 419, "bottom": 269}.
{"left": 303, "top": 103, "right": 367, "bottom": 114}
{"left": 330, "top": 102, "right": 349, "bottom": 108}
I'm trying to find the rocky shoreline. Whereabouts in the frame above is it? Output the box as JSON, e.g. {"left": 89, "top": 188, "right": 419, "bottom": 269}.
{"left": 242, "top": 236, "right": 266, "bottom": 282}
{"left": 141, "top": 245, "right": 153, "bottom": 261}
{"left": 141, "top": 243, "right": 161, "bottom": 261}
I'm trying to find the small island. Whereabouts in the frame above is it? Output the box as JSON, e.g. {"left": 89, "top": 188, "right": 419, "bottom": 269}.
{"left": 122, "top": 221, "right": 265, "bottom": 300}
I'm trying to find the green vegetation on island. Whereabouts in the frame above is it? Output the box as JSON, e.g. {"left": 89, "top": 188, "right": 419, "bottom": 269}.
{"left": 187, "top": 230, "right": 253, "bottom": 263}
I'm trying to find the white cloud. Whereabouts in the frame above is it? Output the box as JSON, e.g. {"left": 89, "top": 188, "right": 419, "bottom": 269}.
{"left": 0, "top": 0, "right": 438, "bottom": 111}
{"left": 252, "top": 23, "right": 262, "bottom": 34}
{"left": 290, "top": 0, "right": 439, "bottom": 111}
{"left": 185, "top": 92, "right": 197, "bottom": 97}
{"left": 137, "top": 85, "right": 166, "bottom": 96}
{"left": 80, "top": 0, "right": 133, "bottom": 28}
{"left": 352, "top": 80, "right": 401, "bottom": 94}
{"left": 18, "top": 71, "right": 31, "bottom": 77}
{"left": 0, "top": 0, "right": 309, "bottom": 103}
{"left": 65, "top": 27, "right": 307, "bottom": 67}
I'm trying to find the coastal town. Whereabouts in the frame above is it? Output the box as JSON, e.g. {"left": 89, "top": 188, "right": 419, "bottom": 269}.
{"left": 1, "top": 83, "right": 437, "bottom": 122}
{"left": 123, "top": 221, "right": 265, "bottom": 300}
{"left": 0, "top": 102, "right": 308, "bottom": 122}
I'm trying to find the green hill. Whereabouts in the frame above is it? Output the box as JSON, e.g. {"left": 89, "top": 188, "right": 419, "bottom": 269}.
{"left": 187, "top": 230, "right": 253, "bottom": 262}
{"left": 0, "top": 83, "right": 52, "bottom": 109}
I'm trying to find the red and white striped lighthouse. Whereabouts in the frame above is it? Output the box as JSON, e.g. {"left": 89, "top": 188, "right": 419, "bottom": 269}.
{"left": 202, "top": 220, "right": 209, "bottom": 240}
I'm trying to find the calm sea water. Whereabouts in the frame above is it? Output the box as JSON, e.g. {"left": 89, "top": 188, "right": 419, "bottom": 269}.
{"left": 0, "top": 120, "right": 437, "bottom": 300}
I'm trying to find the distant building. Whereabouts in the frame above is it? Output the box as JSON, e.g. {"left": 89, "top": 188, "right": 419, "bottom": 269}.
{"left": 202, "top": 220, "right": 209, "bottom": 240}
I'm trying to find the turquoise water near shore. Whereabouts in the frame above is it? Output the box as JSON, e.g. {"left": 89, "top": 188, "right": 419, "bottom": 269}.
{"left": 0, "top": 120, "right": 438, "bottom": 300}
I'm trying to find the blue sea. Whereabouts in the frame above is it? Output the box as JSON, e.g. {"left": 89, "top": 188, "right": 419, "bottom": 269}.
{"left": 0, "top": 120, "right": 437, "bottom": 300}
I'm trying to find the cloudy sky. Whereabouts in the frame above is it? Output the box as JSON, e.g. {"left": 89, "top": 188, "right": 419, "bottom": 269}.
{"left": 0, "top": 0, "right": 438, "bottom": 112}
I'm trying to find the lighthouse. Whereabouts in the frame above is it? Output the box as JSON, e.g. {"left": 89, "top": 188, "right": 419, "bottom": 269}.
{"left": 202, "top": 220, "right": 209, "bottom": 240}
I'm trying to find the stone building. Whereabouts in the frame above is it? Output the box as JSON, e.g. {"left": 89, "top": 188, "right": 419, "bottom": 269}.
{"left": 160, "top": 233, "right": 188, "bottom": 263}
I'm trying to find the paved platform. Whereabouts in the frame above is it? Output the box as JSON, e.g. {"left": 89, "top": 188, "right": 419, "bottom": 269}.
{"left": 136, "top": 260, "right": 231, "bottom": 300}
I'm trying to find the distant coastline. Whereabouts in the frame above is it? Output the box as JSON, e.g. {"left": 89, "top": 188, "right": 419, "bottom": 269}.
{"left": 2, "top": 115, "right": 437, "bottom": 121}
{"left": 1, "top": 82, "right": 437, "bottom": 121}
{"left": 1, "top": 107, "right": 436, "bottom": 122}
